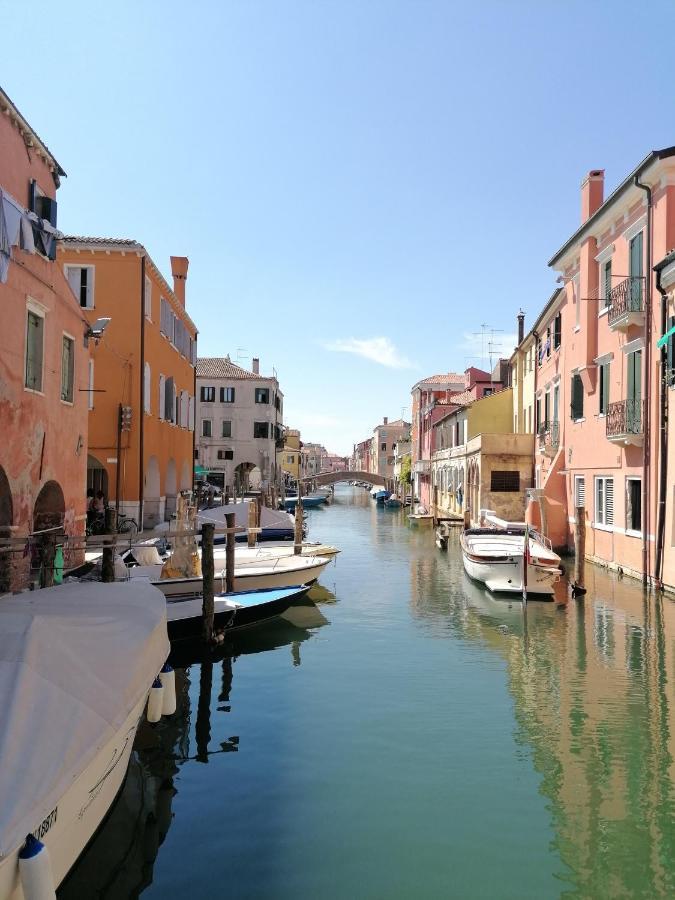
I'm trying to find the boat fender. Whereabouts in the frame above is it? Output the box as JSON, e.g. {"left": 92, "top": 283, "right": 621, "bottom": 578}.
{"left": 19, "top": 834, "right": 56, "bottom": 900}
{"left": 159, "top": 664, "right": 176, "bottom": 716}
{"left": 147, "top": 677, "right": 164, "bottom": 723}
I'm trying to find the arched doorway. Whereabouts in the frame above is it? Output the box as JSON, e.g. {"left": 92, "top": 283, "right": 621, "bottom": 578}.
{"left": 33, "top": 480, "right": 65, "bottom": 533}
{"left": 87, "top": 454, "right": 109, "bottom": 500}
{"left": 144, "top": 456, "right": 161, "bottom": 528}
{"left": 180, "top": 460, "right": 191, "bottom": 492}
{"left": 165, "top": 458, "right": 177, "bottom": 520}
{"left": 234, "top": 462, "right": 261, "bottom": 495}
{"left": 0, "top": 466, "right": 13, "bottom": 592}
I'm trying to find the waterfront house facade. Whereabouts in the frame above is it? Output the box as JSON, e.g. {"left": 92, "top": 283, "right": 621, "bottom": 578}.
{"left": 58, "top": 240, "right": 197, "bottom": 528}
{"left": 546, "top": 153, "right": 675, "bottom": 585}
{"left": 654, "top": 250, "right": 675, "bottom": 590}
{"left": 0, "top": 88, "right": 89, "bottom": 588}
{"left": 196, "top": 356, "right": 283, "bottom": 495}
{"left": 352, "top": 438, "right": 373, "bottom": 473}
{"left": 371, "top": 418, "right": 410, "bottom": 480}
{"left": 300, "top": 443, "right": 325, "bottom": 479}
{"left": 278, "top": 427, "right": 301, "bottom": 486}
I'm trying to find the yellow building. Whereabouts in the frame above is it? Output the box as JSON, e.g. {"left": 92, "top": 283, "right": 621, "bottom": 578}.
{"left": 509, "top": 311, "right": 536, "bottom": 435}
{"left": 278, "top": 428, "right": 301, "bottom": 484}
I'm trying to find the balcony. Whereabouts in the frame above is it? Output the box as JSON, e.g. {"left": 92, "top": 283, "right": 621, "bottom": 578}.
{"left": 606, "top": 399, "right": 644, "bottom": 446}
{"left": 537, "top": 421, "right": 560, "bottom": 457}
{"left": 607, "top": 277, "right": 645, "bottom": 330}
{"left": 414, "top": 459, "right": 431, "bottom": 475}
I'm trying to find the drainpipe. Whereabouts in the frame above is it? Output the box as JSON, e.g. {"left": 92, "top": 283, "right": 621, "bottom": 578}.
{"left": 138, "top": 255, "right": 146, "bottom": 529}
{"left": 654, "top": 264, "right": 668, "bottom": 589}
{"left": 532, "top": 329, "right": 539, "bottom": 490}
{"left": 634, "top": 175, "right": 652, "bottom": 588}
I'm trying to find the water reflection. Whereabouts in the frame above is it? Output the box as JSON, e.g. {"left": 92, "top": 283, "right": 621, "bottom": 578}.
{"left": 414, "top": 538, "right": 675, "bottom": 898}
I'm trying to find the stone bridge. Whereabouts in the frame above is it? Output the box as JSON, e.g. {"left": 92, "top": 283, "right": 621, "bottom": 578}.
{"left": 300, "top": 470, "right": 388, "bottom": 488}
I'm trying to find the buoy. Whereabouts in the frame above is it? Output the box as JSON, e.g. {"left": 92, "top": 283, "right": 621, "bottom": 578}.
{"left": 147, "top": 677, "right": 164, "bottom": 723}
{"left": 19, "top": 834, "right": 56, "bottom": 900}
{"left": 159, "top": 664, "right": 176, "bottom": 716}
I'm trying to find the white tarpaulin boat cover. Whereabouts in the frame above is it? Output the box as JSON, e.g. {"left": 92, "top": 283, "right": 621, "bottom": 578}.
{"left": 197, "top": 501, "right": 295, "bottom": 532}
{"left": 0, "top": 581, "right": 169, "bottom": 858}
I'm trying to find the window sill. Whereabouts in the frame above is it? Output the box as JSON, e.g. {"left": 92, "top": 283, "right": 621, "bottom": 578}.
{"left": 60, "top": 398, "right": 74, "bottom": 407}
{"left": 625, "top": 529, "right": 642, "bottom": 539}
{"left": 593, "top": 523, "right": 614, "bottom": 532}
{"left": 24, "top": 385, "right": 45, "bottom": 396}
{"left": 598, "top": 306, "right": 609, "bottom": 318}
{"left": 572, "top": 417, "right": 585, "bottom": 424}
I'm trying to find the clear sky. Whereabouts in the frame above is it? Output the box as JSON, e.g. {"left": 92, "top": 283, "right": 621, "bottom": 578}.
{"left": 4, "top": 1, "right": 674, "bottom": 454}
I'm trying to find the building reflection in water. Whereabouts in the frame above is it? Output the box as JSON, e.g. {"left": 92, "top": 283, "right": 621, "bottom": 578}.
{"left": 410, "top": 540, "right": 675, "bottom": 898}
{"left": 58, "top": 610, "right": 328, "bottom": 899}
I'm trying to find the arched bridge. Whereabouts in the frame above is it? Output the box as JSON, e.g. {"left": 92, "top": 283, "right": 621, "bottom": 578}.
{"left": 300, "top": 470, "right": 387, "bottom": 488}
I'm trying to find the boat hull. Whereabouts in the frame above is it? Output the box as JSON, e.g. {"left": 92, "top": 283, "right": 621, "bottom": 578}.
{"left": 461, "top": 550, "right": 558, "bottom": 596}
{"left": 0, "top": 692, "right": 147, "bottom": 899}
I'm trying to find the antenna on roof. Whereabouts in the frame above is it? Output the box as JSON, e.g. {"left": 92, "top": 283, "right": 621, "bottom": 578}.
{"left": 472, "top": 323, "right": 503, "bottom": 375}
{"left": 236, "top": 348, "right": 249, "bottom": 364}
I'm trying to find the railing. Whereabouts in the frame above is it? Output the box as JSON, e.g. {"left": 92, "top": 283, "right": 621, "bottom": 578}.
{"left": 414, "top": 459, "right": 431, "bottom": 474}
{"left": 607, "top": 277, "right": 644, "bottom": 326}
{"left": 606, "top": 399, "right": 643, "bottom": 438}
{"left": 537, "top": 421, "right": 560, "bottom": 452}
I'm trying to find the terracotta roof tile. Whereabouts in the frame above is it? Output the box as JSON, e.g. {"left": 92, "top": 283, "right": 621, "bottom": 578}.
{"left": 196, "top": 357, "right": 262, "bottom": 380}
{"left": 420, "top": 372, "right": 465, "bottom": 384}
{"left": 60, "top": 236, "right": 138, "bottom": 245}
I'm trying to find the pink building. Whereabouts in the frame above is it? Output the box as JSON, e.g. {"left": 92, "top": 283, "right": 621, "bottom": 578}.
{"left": 352, "top": 438, "right": 373, "bottom": 473}
{"left": 0, "top": 88, "right": 89, "bottom": 588}
{"left": 543, "top": 151, "right": 675, "bottom": 587}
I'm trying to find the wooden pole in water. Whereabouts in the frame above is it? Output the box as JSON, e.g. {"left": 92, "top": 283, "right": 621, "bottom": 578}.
{"left": 201, "top": 522, "right": 215, "bottom": 642}
{"left": 247, "top": 500, "right": 256, "bottom": 548}
{"left": 522, "top": 523, "right": 529, "bottom": 604}
{"left": 101, "top": 506, "right": 117, "bottom": 583}
{"left": 224, "top": 485, "right": 230, "bottom": 506}
{"left": 294, "top": 487, "right": 304, "bottom": 556}
{"left": 225, "top": 512, "right": 235, "bottom": 594}
{"left": 573, "top": 505, "right": 586, "bottom": 596}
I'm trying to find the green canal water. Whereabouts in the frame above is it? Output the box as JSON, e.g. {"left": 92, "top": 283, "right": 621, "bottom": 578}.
{"left": 60, "top": 485, "right": 675, "bottom": 899}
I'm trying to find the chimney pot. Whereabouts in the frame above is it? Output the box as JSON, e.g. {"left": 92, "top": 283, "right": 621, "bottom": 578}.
{"left": 517, "top": 309, "right": 525, "bottom": 345}
{"left": 252, "top": 357, "right": 260, "bottom": 374}
{"left": 170, "top": 256, "right": 189, "bottom": 307}
{"left": 383, "top": 416, "right": 388, "bottom": 425}
{"left": 580, "top": 170, "right": 605, "bottom": 224}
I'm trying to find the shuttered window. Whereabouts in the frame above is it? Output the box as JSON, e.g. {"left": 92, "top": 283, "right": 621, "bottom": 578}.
{"left": 599, "top": 362, "right": 610, "bottom": 415}
{"left": 575, "top": 475, "right": 585, "bottom": 508}
{"left": 603, "top": 259, "right": 612, "bottom": 305}
{"left": 570, "top": 373, "right": 584, "bottom": 420}
{"left": 144, "top": 276, "right": 152, "bottom": 319}
{"left": 144, "top": 362, "right": 151, "bottom": 414}
{"left": 220, "top": 387, "right": 235, "bottom": 403}
{"left": 553, "top": 312, "right": 562, "bottom": 349}
{"left": 222, "top": 420, "right": 232, "bottom": 438}
{"left": 158, "top": 374, "right": 165, "bottom": 421}
{"left": 666, "top": 316, "right": 675, "bottom": 388}
{"left": 65, "top": 265, "right": 94, "bottom": 309}
{"left": 164, "top": 376, "right": 175, "bottom": 422}
{"left": 200, "top": 386, "right": 215, "bottom": 402}
{"left": 202, "top": 419, "right": 212, "bottom": 437}
{"left": 25, "top": 309, "right": 44, "bottom": 391}
{"left": 61, "top": 335, "right": 75, "bottom": 402}
{"left": 595, "top": 476, "right": 614, "bottom": 526}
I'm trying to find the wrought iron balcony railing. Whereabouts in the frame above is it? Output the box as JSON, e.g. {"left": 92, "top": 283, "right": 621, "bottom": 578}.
{"left": 606, "top": 399, "right": 643, "bottom": 439}
{"left": 607, "top": 277, "right": 644, "bottom": 326}
{"left": 537, "top": 420, "right": 559, "bottom": 452}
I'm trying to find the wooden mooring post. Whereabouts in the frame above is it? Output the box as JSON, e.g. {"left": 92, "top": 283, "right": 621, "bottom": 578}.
{"left": 101, "top": 507, "right": 117, "bottom": 583}
{"left": 247, "top": 500, "right": 257, "bottom": 548}
{"left": 201, "top": 522, "right": 215, "bottom": 642}
{"left": 294, "top": 491, "right": 304, "bottom": 556}
{"left": 225, "top": 512, "right": 235, "bottom": 594}
{"left": 572, "top": 506, "right": 586, "bottom": 596}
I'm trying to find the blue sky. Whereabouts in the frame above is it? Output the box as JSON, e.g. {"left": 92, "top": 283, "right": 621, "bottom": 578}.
{"left": 4, "top": 1, "right": 674, "bottom": 454}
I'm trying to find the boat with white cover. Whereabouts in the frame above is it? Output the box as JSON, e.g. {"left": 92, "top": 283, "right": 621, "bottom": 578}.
{"left": 0, "top": 581, "right": 169, "bottom": 899}
{"left": 460, "top": 512, "right": 561, "bottom": 597}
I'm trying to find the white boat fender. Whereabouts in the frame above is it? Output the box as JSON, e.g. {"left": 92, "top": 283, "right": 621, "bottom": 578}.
{"left": 147, "top": 677, "right": 164, "bottom": 723}
{"left": 19, "top": 834, "right": 56, "bottom": 900}
{"left": 159, "top": 664, "right": 176, "bottom": 716}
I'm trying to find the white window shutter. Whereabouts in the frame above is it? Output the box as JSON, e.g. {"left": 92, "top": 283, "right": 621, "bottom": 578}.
{"left": 66, "top": 266, "right": 80, "bottom": 298}
{"left": 85, "top": 268, "right": 94, "bottom": 308}
{"left": 605, "top": 479, "right": 614, "bottom": 525}
{"left": 158, "top": 375, "right": 164, "bottom": 420}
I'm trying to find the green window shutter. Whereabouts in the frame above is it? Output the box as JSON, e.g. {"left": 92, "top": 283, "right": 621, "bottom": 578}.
{"left": 25, "top": 311, "right": 44, "bottom": 391}
{"left": 570, "top": 374, "right": 584, "bottom": 419}
{"left": 630, "top": 232, "right": 644, "bottom": 306}
{"left": 604, "top": 259, "right": 612, "bottom": 306}
{"left": 603, "top": 363, "right": 610, "bottom": 414}
{"left": 667, "top": 316, "right": 675, "bottom": 387}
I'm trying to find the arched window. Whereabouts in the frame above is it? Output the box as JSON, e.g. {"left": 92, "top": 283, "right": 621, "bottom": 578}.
{"left": 158, "top": 374, "right": 165, "bottom": 421}
{"left": 144, "top": 362, "right": 151, "bottom": 414}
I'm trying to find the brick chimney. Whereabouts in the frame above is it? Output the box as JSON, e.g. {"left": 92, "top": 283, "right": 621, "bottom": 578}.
{"left": 580, "top": 170, "right": 605, "bottom": 223}
{"left": 252, "top": 357, "right": 260, "bottom": 374}
{"left": 517, "top": 309, "right": 525, "bottom": 345}
{"left": 383, "top": 416, "right": 388, "bottom": 425}
{"left": 170, "top": 256, "right": 189, "bottom": 307}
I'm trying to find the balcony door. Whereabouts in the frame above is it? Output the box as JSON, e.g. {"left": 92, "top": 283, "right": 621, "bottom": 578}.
{"left": 553, "top": 384, "right": 559, "bottom": 424}
{"left": 627, "top": 349, "right": 642, "bottom": 433}
{"left": 629, "top": 231, "right": 643, "bottom": 305}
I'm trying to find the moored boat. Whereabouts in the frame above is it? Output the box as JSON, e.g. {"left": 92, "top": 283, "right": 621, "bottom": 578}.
{"left": 0, "top": 581, "right": 169, "bottom": 899}
{"left": 283, "top": 495, "right": 325, "bottom": 510}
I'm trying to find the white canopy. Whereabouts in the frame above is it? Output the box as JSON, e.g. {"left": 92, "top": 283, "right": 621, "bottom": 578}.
{"left": 197, "top": 500, "right": 294, "bottom": 532}
{"left": 0, "top": 581, "right": 169, "bottom": 857}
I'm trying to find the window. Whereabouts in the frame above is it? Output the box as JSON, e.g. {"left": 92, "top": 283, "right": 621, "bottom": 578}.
{"left": 202, "top": 419, "right": 212, "bottom": 437}
{"left": 575, "top": 475, "right": 585, "bottom": 508}
{"left": 667, "top": 315, "right": 675, "bottom": 388}
{"left": 553, "top": 383, "right": 560, "bottom": 424}
{"left": 220, "top": 387, "right": 235, "bottom": 403}
{"left": 60, "top": 335, "right": 75, "bottom": 403}
{"left": 164, "top": 376, "right": 175, "bottom": 423}
{"left": 553, "top": 312, "right": 562, "bottom": 349}
{"left": 535, "top": 396, "right": 541, "bottom": 431}
{"left": 255, "top": 387, "right": 270, "bottom": 404}
{"left": 222, "top": 420, "right": 232, "bottom": 438}
{"left": 180, "top": 391, "right": 189, "bottom": 428}
{"left": 188, "top": 395, "right": 195, "bottom": 431}
{"left": 160, "top": 297, "right": 174, "bottom": 341}
{"left": 483, "top": 388, "right": 493, "bottom": 397}
{"left": 570, "top": 373, "right": 584, "bottom": 420}
{"left": 144, "top": 362, "right": 151, "bottom": 414}
{"left": 65, "top": 265, "right": 94, "bottom": 309}
{"left": 595, "top": 476, "right": 614, "bottom": 527}
{"left": 217, "top": 449, "right": 234, "bottom": 460}
{"left": 25, "top": 308, "right": 44, "bottom": 391}
{"left": 88, "top": 359, "right": 95, "bottom": 410}
{"left": 544, "top": 391, "right": 550, "bottom": 429}
{"left": 598, "top": 362, "right": 610, "bottom": 415}
{"left": 627, "top": 349, "right": 642, "bottom": 405}
{"left": 490, "top": 470, "right": 520, "bottom": 492}
{"left": 626, "top": 478, "right": 641, "bottom": 534}
{"left": 287, "top": 455, "right": 295, "bottom": 464}
{"left": 200, "top": 386, "right": 215, "bottom": 402}
{"left": 254, "top": 421, "right": 269, "bottom": 439}
{"left": 158, "top": 374, "right": 165, "bottom": 421}
{"left": 144, "top": 276, "right": 152, "bottom": 319}
{"left": 381, "top": 442, "right": 387, "bottom": 451}
{"left": 629, "top": 231, "right": 644, "bottom": 305}
{"left": 602, "top": 259, "right": 612, "bottom": 306}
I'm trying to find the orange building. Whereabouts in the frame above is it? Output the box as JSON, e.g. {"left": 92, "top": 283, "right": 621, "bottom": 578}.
{"left": 58, "top": 239, "right": 198, "bottom": 528}
{"left": 0, "top": 88, "right": 89, "bottom": 589}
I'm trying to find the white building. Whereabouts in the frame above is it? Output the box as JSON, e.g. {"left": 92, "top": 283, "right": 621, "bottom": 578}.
{"left": 195, "top": 356, "right": 284, "bottom": 494}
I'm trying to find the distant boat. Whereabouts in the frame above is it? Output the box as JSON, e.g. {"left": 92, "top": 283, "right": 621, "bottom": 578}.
{"left": 384, "top": 496, "right": 402, "bottom": 508}
{"left": 199, "top": 501, "right": 295, "bottom": 543}
{"left": 283, "top": 495, "right": 325, "bottom": 510}
{"left": 372, "top": 489, "right": 390, "bottom": 503}
{"left": 165, "top": 584, "right": 312, "bottom": 642}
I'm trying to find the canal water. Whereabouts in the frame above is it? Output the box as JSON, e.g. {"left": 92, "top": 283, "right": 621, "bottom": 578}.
{"left": 60, "top": 485, "right": 675, "bottom": 899}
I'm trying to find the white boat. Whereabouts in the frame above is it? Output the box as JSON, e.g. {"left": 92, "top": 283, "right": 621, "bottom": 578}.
{"left": 0, "top": 581, "right": 169, "bottom": 899}
{"left": 127, "top": 553, "right": 332, "bottom": 599}
{"left": 460, "top": 513, "right": 561, "bottom": 597}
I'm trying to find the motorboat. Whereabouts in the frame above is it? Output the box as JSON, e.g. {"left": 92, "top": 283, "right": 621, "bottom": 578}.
{"left": 165, "top": 584, "right": 312, "bottom": 642}
{"left": 460, "top": 512, "right": 561, "bottom": 597}
{"left": 283, "top": 495, "right": 325, "bottom": 510}
{"left": 384, "top": 496, "right": 402, "bottom": 508}
{"left": 0, "top": 581, "right": 169, "bottom": 899}
{"left": 127, "top": 553, "right": 332, "bottom": 599}
{"left": 198, "top": 501, "right": 296, "bottom": 543}
{"left": 372, "top": 489, "right": 390, "bottom": 503}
